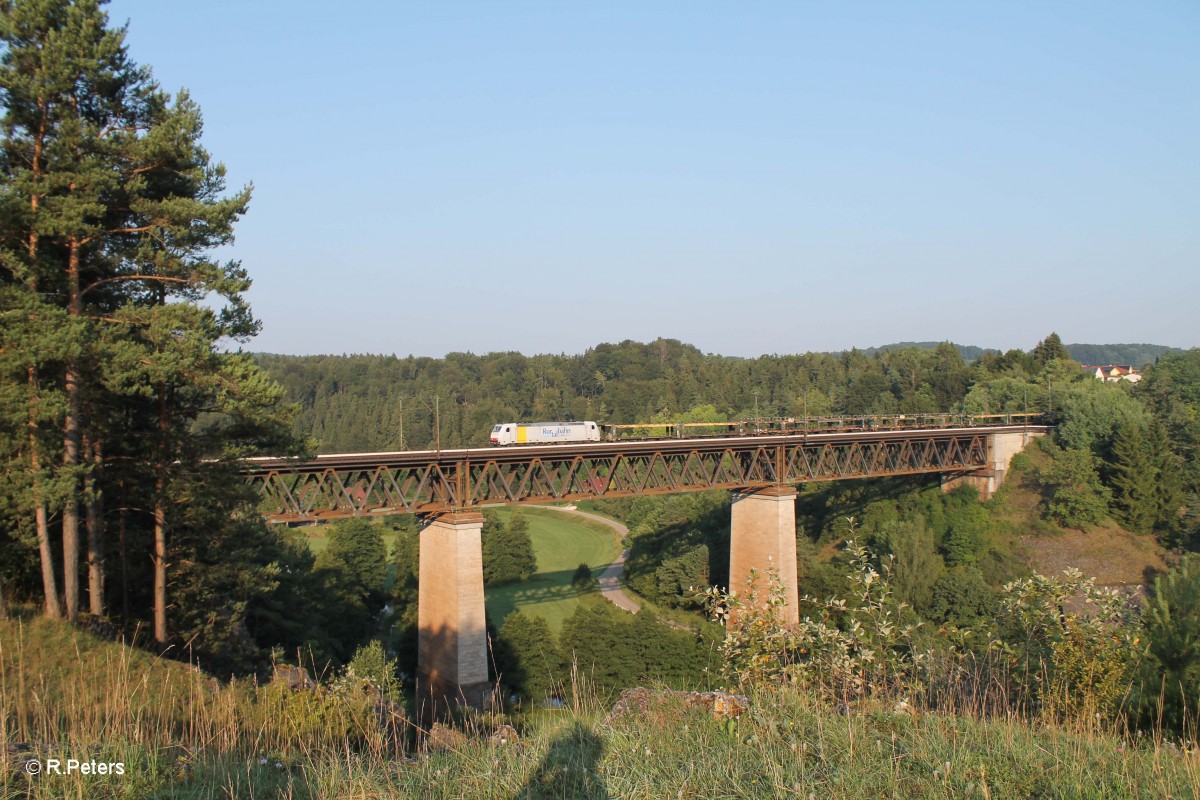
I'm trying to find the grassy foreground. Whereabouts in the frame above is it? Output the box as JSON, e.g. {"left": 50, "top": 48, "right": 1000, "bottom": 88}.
{"left": 2, "top": 617, "right": 1199, "bottom": 798}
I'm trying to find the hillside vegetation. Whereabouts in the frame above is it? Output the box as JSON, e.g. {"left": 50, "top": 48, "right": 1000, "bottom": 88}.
{"left": 3, "top": 617, "right": 1199, "bottom": 799}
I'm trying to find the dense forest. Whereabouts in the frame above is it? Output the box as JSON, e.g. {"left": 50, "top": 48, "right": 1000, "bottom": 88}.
{"left": 253, "top": 339, "right": 1002, "bottom": 453}
{"left": 1064, "top": 342, "right": 1183, "bottom": 367}
{"left": 255, "top": 338, "right": 1182, "bottom": 455}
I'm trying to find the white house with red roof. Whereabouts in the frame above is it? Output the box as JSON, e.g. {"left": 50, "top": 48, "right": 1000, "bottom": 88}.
{"left": 1082, "top": 364, "right": 1142, "bottom": 383}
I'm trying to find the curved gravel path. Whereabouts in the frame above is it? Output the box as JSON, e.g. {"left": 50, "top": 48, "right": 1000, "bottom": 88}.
{"left": 539, "top": 506, "right": 641, "bottom": 614}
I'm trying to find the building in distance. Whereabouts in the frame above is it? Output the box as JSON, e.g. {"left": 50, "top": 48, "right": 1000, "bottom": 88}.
{"left": 1082, "top": 364, "right": 1142, "bottom": 384}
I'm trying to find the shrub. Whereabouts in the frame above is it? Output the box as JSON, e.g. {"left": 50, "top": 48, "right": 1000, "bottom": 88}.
{"left": 928, "top": 566, "right": 996, "bottom": 625}
{"left": 993, "top": 568, "right": 1137, "bottom": 723}
{"left": 703, "top": 537, "right": 924, "bottom": 702}
{"left": 344, "top": 639, "right": 402, "bottom": 704}
{"left": 1035, "top": 440, "right": 1111, "bottom": 530}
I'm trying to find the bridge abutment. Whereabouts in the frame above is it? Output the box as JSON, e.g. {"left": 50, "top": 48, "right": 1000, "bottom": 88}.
{"left": 729, "top": 486, "right": 799, "bottom": 624}
{"left": 416, "top": 511, "right": 492, "bottom": 718}
{"left": 941, "top": 429, "right": 1045, "bottom": 499}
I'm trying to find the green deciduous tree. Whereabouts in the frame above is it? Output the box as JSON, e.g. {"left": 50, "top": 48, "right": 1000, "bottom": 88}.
{"left": 867, "top": 518, "right": 943, "bottom": 611}
{"left": 1036, "top": 440, "right": 1111, "bottom": 530}
{"left": 482, "top": 511, "right": 537, "bottom": 586}
{"left": 1056, "top": 379, "right": 1148, "bottom": 457}
{"left": 496, "top": 611, "right": 564, "bottom": 703}
{"left": 928, "top": 566, "right": 996, "bottom": 625}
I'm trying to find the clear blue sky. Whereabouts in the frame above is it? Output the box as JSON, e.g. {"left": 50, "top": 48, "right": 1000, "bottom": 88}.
{"left": 106, "top": 0, "right": 1199, "bottom": 357}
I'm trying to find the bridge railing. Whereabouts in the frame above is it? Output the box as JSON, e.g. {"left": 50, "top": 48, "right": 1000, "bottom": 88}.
{"left": 601, "top": 412, "right": 1046, "bottom": 440}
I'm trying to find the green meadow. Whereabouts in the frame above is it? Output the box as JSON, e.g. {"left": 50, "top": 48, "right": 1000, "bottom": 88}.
{"left": 484, "top": 506, "right": 622, "bottom": 630}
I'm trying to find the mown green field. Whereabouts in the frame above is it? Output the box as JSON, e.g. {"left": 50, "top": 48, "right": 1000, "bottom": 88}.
{"left": 300, "top": 507, "right": 623, "bottom": 631}
{"left": 484, "top": 506, "right": 621, "bottom": 631}
{"left": 301, "top": 528, "right": 399, "bottom": 557}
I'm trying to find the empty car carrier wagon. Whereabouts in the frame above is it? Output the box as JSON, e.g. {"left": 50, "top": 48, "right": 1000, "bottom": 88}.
{"left": 489, "top": 421, "right": 602, "bottom": 446}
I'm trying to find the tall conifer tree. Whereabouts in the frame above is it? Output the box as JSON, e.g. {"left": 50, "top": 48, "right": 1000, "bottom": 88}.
{"left": 1107, "top": 423, "right": 1157, "bottom": 534}
{"left": 2, "top": 0, "right": 292, "bottom": 642}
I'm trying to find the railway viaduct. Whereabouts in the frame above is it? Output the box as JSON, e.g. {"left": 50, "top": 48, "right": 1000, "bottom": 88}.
{"left": 242, "top": 419, "right": 1047, "bottom": 712}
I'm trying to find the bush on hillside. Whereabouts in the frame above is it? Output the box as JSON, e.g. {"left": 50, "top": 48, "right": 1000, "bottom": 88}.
{"left": 928, "top": 566, "right": 996, "bottom": 626}
{"left": 704, "top": 538, "right": 924, "bottom": 701}
{"left": 1035, "top": 440, "right": 1111, "bottom": 530}
{"left": 993, "top": 568, "right": 1137, "bottom": 723}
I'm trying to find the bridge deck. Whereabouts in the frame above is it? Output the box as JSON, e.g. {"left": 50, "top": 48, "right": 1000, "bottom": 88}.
{"left": 245, "top": 424, "right": 1049, "bottom": 523}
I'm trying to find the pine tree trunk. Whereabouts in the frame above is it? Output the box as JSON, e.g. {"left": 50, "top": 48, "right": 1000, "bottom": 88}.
{"left": 153, "top": 484, "right": 167, "bottom": 644}
{"left": 28, "top": 370, "right": 61, "bottom": 619}
{"left": 26, "top": 116, "right": 59, "bottom": 619}
{"left": 85, "top": 436, "right": 105, "bottom": 617}
{"left": 119, "top": 482, "right": 129, "bottom": 629}
{"left": 153, "top": 381, "right": 168, "bottom": 644}
{"left": 35, "top": 500, "right": 60, "bottom": 619}
{"left": 62, "top": 237, "right": 83, "bottom": 622}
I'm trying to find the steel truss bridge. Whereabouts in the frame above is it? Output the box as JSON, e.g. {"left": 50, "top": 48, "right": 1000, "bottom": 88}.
{"left": 243, "top": 418, "right": 1049, "bottom": 523}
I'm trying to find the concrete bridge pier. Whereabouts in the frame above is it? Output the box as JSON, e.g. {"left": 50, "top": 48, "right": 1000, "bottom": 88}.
{"left": 941, "top": 429, "right": 1045, "bottom": 499}
{"left": 729, "top": 486, "right": 799, "bottom": 624}
{"left": 416, "top": 511, "right": 492, "bottom": 718}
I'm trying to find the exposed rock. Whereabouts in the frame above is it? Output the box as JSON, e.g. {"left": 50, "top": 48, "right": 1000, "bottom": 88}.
{"left": 425, "top": 722, "right": 468, "bottom": 752}
{"left": 682, "top": 690, "right": 749, "bottom": 721}
{"left": 271, "top": 664, "right": 317, "bottom": 691}
{"left": 488, "top": 723, "right": 519, "bottom": 746}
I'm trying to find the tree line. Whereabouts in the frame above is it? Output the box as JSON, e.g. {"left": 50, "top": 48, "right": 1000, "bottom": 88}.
{"left": 256, "top": 339, "right": 988, "bottom": 453}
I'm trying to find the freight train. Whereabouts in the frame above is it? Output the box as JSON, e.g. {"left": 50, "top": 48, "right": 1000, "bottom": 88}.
{"left": 488, "top": 412, "right": 1045, "bottom": 446}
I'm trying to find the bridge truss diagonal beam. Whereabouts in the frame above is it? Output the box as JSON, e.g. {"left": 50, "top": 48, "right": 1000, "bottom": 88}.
{"left": 243, "top": 425, "right": 1037, "bottom": 523}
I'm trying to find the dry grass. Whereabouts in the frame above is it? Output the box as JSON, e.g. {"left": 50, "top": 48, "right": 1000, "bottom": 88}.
{"left": 2, "top": 617, "right": 1199, "bottom": 798}
{"left": 992, "top": 446, "right": 1170, "bottom": 588}
{"left": 1021, "top": 524, "right": 1169, "bottom": 587}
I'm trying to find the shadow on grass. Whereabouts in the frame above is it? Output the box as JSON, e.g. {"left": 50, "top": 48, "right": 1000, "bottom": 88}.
{"left": 512, "top": 722, "right": 608, "bottom": 800}
{"left": 489, "top": 568, "right": 612, "bottom": 605}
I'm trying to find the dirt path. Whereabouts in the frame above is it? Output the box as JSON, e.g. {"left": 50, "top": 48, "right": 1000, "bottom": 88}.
{"left": 539, "top": 506, "right": 641, "bottom": 614}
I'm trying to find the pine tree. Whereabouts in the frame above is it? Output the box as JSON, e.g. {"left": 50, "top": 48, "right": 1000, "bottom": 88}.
{"left": 1148, "top": 420, "right": 1184, "bottom": 533}
{"left": 1032, "top": 332, "right": 1072, "bottom": 367}
{"left": 497, "top": 611, "right": 564, "bottom": 703}
{"left": 482, "top": 511, "right": 537, "bottom": 585}
{"left": 318, "top": 518, "right": 387, "bottom": 600}
{"left": 1136, "top": 555, "right": 1200, "bottom": 731}
{"left": 1, "top": 1, "right": 295, "bottom": 645}
{"left": 1106, "top": 423, "right": 1157, "bottom": 534}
